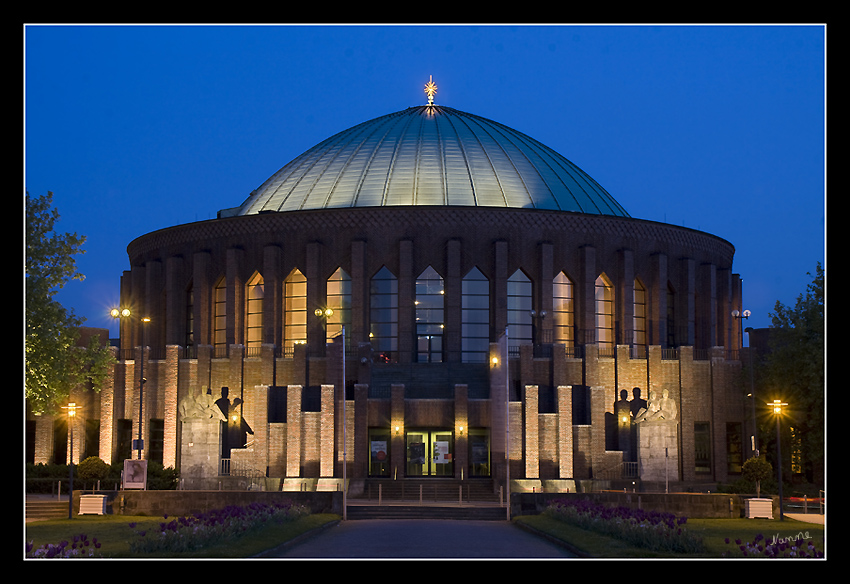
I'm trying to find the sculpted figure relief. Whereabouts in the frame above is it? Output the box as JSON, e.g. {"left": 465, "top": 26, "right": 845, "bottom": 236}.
{"left": 179, "top": 387, "right": 227, "bottom": 422}
{"left": 634, "top": 388, "right": 678, "bottom": 422}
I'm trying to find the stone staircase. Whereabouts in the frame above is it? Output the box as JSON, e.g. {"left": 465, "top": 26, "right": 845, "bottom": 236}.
{"left": 346, "top": 478, "right": 507, "bottom": 520}
{"left": 26, "top": 498, "right": 69, "bottom": 521}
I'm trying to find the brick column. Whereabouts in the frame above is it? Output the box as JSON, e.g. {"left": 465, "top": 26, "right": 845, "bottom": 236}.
{"left": 524, "top": 384, "right": 539, "bottom": 479}
{"left": 254, "top": 385, "right": 270, "bottom": 477}
{"left": 99, "top": 347, "right": 118, "bottom": 464}
{"left": 286, "top": 385, "right": 302, "bottom": 477}
{"left": 557, "top": 385, "right": 573, "bottom": 478}
{"left": 320, "top": 384, "right": 335, "bottom": 477}
{"left": 163, "top": 345, "right": 180, "bottom": 469}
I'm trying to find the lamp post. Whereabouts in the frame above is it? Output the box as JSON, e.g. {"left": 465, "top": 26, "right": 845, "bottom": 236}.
{"left": 769, "top": 399, "right": 788, "bottom": 521}
{"left": 732, "top": 310, "right": 757, "bottom": 457}
{"left": 60, "top": 402, "right": 77, "bottom": 519}
{"left": 111, "top": 308, "right": 150, "bottom": 459}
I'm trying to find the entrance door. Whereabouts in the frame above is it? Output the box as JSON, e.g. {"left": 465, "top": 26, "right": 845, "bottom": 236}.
{"left": 405, "top": 429, "right": 454, "bottom": 477}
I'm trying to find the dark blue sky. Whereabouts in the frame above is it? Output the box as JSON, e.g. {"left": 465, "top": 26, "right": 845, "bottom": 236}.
{"left": 25, "top": 24, "right": 825, "bottom": 340}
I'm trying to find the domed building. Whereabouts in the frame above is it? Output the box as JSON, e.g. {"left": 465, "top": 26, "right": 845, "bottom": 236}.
{"left": 31, "top": 80, "right": 750, "bottom": 495}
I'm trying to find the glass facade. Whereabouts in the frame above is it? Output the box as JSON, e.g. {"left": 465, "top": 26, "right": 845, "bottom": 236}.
{"left": 553, "top": 271, "right": 574, "bottom": 346}
{"left": 507, "top": 270, "right": 532, "bottom": 350}
{"left": 462, "top": 267, "right": 490, "bottom": 363}
{"left": 416, "top": 266, "right": 444, "bottom": 363}
{"left": 284, "top": 269, "right": 307, "bottom": 353}
{"left": 595, "top": 274, "right": 614, "bottom": 350}
{"left": 214, "top": 277, "right": 226, "bottom": 351}
{"left": 370, "top": 267, "right": 398, "bottom": 362}
{"left": 245, "top": 272, "right": 264, "bottom": 349}
{"left": 326, "top": 267, "right": 351, "bottom": 342}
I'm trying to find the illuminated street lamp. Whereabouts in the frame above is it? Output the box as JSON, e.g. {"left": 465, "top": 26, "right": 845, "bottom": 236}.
{"left": 60, "top": 402, "right": 77, "bottom": 519}
{"left": 111, "top": 308, "right": 150, "bottom": 459}
{"left": 769, "top": 399, "right": 788, "bottom": 521}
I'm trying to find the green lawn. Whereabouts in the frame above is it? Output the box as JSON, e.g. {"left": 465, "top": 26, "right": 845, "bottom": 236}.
{"left": 25, "top": 513, "right": 341, "bottom": 559}
{"left": 26, "top": 512, "right": 824, "bottom": 559}
{"left": 515, "top": 514, "right": 825, "bottom": 558}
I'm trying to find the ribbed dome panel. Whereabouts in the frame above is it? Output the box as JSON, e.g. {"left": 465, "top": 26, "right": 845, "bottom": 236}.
{"left": 237, "top": 105, "right": 629, "bottom": 217}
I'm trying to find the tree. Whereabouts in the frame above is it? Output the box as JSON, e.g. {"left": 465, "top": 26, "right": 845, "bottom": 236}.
{"left": 25, "top": 191, "right": 115, "bottom": 415}
{"left": 742, "top": 455, "right": 772, "bottom": 498}
{"left": 760, "top": 262, "right": 824, "bottom": 485}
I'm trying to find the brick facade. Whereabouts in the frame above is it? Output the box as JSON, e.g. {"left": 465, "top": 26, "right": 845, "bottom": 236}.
{"left": 27, "top": 206, "right": 748, "bottom": 490}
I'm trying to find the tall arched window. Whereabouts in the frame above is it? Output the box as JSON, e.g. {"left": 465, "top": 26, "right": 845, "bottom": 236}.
{"left": 553, "top": 271, "right": 574, "bottom": 347}
{"left": 633, "top": 278, "right": 646, "bottom": 346}
{"left": 595, "top": 274, "right": 614, "bottom": 350}
{"left": 370, "top": 266, "right": 398, "bottom": 362}
{"left": 284, "top": 269, "right": 307, "bottom": 353}
{"left": 213, "top": 276, "right": 227, "bottom": 351}
{"left": 507, "top": 269, "right": 532, "bottom": 350}
{"left": 245, "top": 272, "right": 264, "bottom": 349}
{"left": 462, "top": 267, "right": 490, "bottom": 363}
{"left": 416, "top": 266, "right": 444, "bottom": 363}
{"left": 326, "top": 267, "right": 351, "bottom": 342}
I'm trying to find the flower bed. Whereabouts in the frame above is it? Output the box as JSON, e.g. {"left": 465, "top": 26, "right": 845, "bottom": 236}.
{"left": 127, "top": 500, "right": 308, "bottom": 554}
{"left": 544, "top": 498, "right": 704, "bottom": 554}
{"left": 722, "top": 533, "right": 824, "bottom": 558}
{"left": 26, "top": 533, "right": 102, "bottom": 558}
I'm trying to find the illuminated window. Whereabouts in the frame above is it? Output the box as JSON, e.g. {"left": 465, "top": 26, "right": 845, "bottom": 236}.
{"left": 284, "top": 269, "right": 307, "bottom": 353}
{"left": 326, "top": 267, "right": 351, "bottom": 342}
{"left": 508, "top": 270, "right": 532, "bottom": 350}
{"left": 462, "top": 267, "right": 489, "bottom": 363}
{"left": 553, "top": 272, "right": 574, "bottom": 347}
{"left": 370, "top": 267, "right": 398, "bottom": 362}
{"left": 214, "top": 277, "right": 227, "bottom": 350}
{"left": 245, "top": 272, "right": 264, "bottom": 349}
{"left": 633, "top": 278, "right": 646, "bottom": 346}
{"left": 416, "top": 266, "right": 444, "bottom": 363}
{"left": 595, "top": 274, "right": 614, "bottom": 350}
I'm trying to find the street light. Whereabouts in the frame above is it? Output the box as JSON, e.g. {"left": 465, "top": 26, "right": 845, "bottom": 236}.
{"left": 769, "top": 399, "right": 788, "bottom": 521}
{"left": 60, "top": 402, "right": 77, "bottom": 519}
{"left": 111, "top": 308, "right": 150, "bottom": 460}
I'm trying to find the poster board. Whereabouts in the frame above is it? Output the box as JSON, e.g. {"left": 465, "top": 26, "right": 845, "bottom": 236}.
{"left": 123, "top": 459, "right": 148, "bottom": 490}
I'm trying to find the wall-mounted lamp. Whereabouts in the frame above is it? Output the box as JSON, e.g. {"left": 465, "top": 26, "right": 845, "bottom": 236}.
{"left": 315, "top": 308, "right": 334, "bottom": 318}
{"left": 458, "top": 426, "right": 464, "bottom": 436}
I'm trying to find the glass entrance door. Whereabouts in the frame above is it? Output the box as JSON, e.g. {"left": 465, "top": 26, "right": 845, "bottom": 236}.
{"left": 405, "top": 429, "right": 454, "bottom": 477}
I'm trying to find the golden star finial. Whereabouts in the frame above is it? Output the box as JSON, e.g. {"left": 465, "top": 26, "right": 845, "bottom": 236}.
{"left": 424, "top": 75, "right": 437, "bottom": 105}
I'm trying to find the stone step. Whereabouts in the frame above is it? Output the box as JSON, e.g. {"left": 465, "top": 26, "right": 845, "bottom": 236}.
{"left": 345, "top": 504, "right": 508, "bottom": 521}
{"left": 26, "top": 500, "right": 69, "bottom": 520}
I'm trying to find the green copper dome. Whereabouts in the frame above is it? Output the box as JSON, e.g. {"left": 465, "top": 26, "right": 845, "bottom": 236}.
{"left": 234, "top": 104, "right": 630, "bottom": 217}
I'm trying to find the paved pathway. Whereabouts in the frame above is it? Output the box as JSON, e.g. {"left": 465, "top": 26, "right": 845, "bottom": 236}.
{"left": 263, "top": 519, "right": 578, "bottom": 559}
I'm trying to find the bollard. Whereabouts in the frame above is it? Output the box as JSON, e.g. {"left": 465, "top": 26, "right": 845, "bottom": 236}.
{"left": 420, "top": 484, "right": 423, "bottom": 506}
{"left": 378, "top": 483, "right": 382, "bottom": 506}
{"left": 459, "top": 485, "right": 463, "bottom": 506}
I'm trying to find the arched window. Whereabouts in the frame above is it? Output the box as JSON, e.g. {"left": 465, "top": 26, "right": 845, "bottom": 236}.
{"left": 553, "top": 272, "right": 574, "bottom": 346}
{"left": 326, "top": 267, "right": 351, "bottom": 342}
{"left": 245, "top": 272, "right": 264, "bottom": 349}
{"left": 416, "top": 266, "right": 444, "bottom": 363}
{"left": 213, "top": 276, "right": 227, "bottom": 350}
{"left": 507, "top": 269, "right": 532, "bottom": 350}
{"left": 370, "top": 266, "right": 398, "bottom": 362}
{"left": 595, "top": 274, "right": 614, "bottom": 350}
{"left": 633, "top": 278, "right": 646, "bottom": 346}
{"left": 462, "top": 267, "right": 490, "bottom": 363}
{"left": 284, "top": 269, "right": 307, "bottom": 353}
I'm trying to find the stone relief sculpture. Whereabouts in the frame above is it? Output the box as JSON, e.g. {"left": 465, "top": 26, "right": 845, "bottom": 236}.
{"left": 179, "top": 387, "right": 227, "bottom": 422}
{"left": 634, "top": 388, "right": 678, "bottom": 422}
